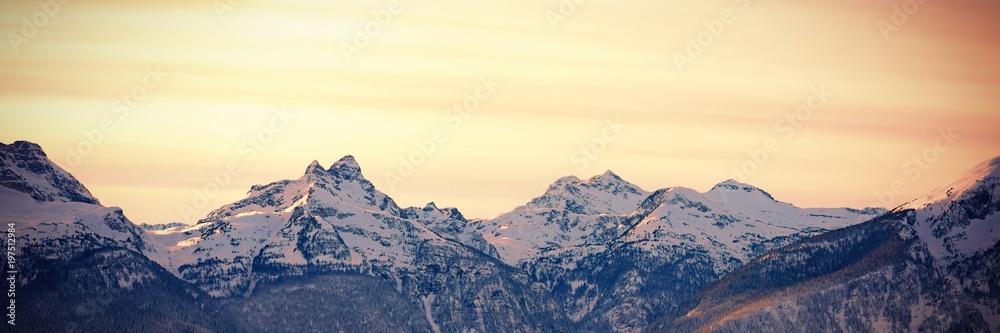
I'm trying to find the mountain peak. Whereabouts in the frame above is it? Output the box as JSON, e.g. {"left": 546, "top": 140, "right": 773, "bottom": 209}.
{"left": 587, "top": 170, "right": 623, "bottom": 183}
{"left": 332, "top": 155, "right": 359, "bottom": 168}
{"left": 708, "top": 179, "right": 776, "bottom": 201}
{"left": 523, "top": 171, "right": 649, "bottom": 215}
{"left": 304, "top": 160, "right": 326, "bottom": 175}
{"left": 328, "top": 155, "right": 363, "bottom": 180}
{"left": 554, "top": 175, "right": 581, "bottom": 184}
{"left": 5, "top": 140, "right": 47, "bottom": 157}
{"left": 0, "top": 140, "right": 100, "bottom": 205}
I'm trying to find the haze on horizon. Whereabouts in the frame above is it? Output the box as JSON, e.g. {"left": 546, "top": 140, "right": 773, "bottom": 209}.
{"left": 1, "top": 0, "right": 998, "bottom": 224}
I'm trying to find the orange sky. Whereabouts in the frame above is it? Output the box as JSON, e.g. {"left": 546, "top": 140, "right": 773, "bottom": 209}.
{"left": 1, "top": 0, "right": 998, "bottom": 224}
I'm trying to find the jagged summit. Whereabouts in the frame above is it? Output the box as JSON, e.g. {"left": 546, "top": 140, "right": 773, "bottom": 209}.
{"left": 523, "top": 170, "right": 649, "bottom": 215}
{"left": 550, "top": 175, "right": 581, "bottom": 187}
{"left": 333, "top": 154, "right": 359, "bottom": 167}
{"left": 210, "top": 154, "right": 398, "bottom": 222}
{"left": 6, "top": 140, "right": 47, "bottom": 156}
{"left": 587, "top": 170, "right": 624, "bottom": 183}
{"left": 0, "top": 140, "right": 100, "bottom": 205}
{"left": 304, "top": 160, "right": 326, "bottom": 175}
{"left": 329, "top": 155, "right": 363, "bottom": 180}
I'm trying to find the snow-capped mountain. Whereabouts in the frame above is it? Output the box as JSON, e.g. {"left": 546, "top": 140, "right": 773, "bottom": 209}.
{"left": 663, "top": 155, "right": 1000, "bottom": 333}
{"left": 479, "top": 170, "right": 650, "bottom": 264}
{"left": 144, "top": 155, "right": 566, "bottom": 332}
{"left": 0, "top": 141, "right": 148, "bottom": 281}
{"left": 9, "top": 138, "right": 994, "bottom": 332}
{"left": 145, "top": 156, "right": 491, "bottom": 296}
{"left": 899, "top": 156, "right": 1000, "bottom": 332}
{"left": 618, "top": 180, "right": 886, "bottom": 275}
{"left": 0, "top": 141, "right": 227, "bottom": 331}
{"left": 477, "top": 170, "right": 885, "bottom": 331}
{"left": 0, "top": 140, "right": 100, "bottom": 205}
{"left": 898, "top": 156, "right": 1000, "bottom": 266}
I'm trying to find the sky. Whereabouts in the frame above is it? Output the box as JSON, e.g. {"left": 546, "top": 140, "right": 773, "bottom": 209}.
{"left": 1, "top": 0, "right": 998, "bottom": 224}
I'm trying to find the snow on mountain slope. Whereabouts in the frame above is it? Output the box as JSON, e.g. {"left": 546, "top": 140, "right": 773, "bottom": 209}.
{"left": 474, "top": 169, "right": 885, "bottom": 331}
{"left": 479, "top": 171, "right": 650, "bottom": 264}
{"left": 0, "top": 187, "right": 147, "bottom": 265}
{"left": 662, "top": 211, "right": 989, "bottom": 333}
{"left": 147, "top": 156, "right": 496, "bottom": 297}
{"left": 400, "top": 202, "right": 498, "bottom": 258}
{"left": 0, "top": 141, "right": 148, "bottom": 283}
{"left": 524, "top": 171, "right": 651, "bottom": 215}
{"left": 662, "top": 156, "right": 1000, "bottom": 333}
{"left": 618, "top": 180, "right": 886, "bottom": 275}
{"left": 897, "top": 156, "right": 1000, "bottom": 265}
{"left": 0, "top": 141, "right": 99, "bottom": 205}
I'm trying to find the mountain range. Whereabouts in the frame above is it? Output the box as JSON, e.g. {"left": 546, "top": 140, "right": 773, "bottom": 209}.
{"left": 1, "top": 140, "right": 997, "bottom": 332}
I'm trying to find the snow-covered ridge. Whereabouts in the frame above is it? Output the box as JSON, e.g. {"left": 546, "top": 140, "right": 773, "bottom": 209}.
{"left": 482, "top": 172, "right": 886, "bottom": 266}
{"left": 619, "top": 180, "right": 887, "bottom": 274}
{"left": 521, "top": 170, "right": 650, "bottom": 215}
{"left": 0, "top": 140, "right": 100, "bottom": 205}
{"left": 480, "top": 171, "right": 651, "bottom": 264}
{"left": 895, "top": 156, "right": 1000, "bottom": 265}
{"left": 0, "top": 141, "right": 148, "bottom": 284}
{"left": 146, "top": 156, "right": 496, "bottom": 296}
{"left": 139, "top": 222, "right": 189, "bottom": 231}
{"left": 900, "top": 156, "right": 1000, "bottom": 212}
